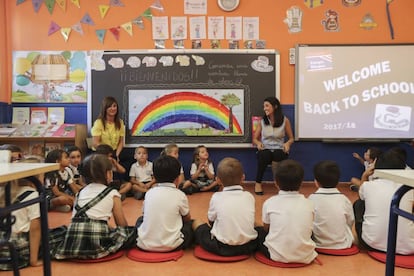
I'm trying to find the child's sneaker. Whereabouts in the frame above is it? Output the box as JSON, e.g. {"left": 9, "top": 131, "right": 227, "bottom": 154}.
{"left": 54, "top": 205, "right": 71, "bottom": 212}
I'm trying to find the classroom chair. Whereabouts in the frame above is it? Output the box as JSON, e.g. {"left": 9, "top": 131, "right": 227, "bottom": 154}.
{"left": 127, "top": 248, "right": 184, "bottom": 263}
{"left": 193, "top": 245, "right": 250, "bottom": 262}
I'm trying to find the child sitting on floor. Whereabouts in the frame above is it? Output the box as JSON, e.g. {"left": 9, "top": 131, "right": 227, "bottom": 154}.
{"left": 135, "top": 155, "right": 194, "bottom": 252}
{"left": 129, "top": 146, "right": 155, "bottom": 200}
{"left": 257, "top": 159, "right": 317, "bottom": 264}
{"left": 193, "top": 157, "right": 258, "bottom": 256}
{"left": 308, "top": 160, "right": 354, "bottom": 249}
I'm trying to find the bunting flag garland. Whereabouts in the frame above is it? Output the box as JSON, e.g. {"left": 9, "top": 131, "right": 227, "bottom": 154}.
{"left": 81, "top": 13, "right": 95, "bottom": 25}
{"left": 132, "top": 16, "right": 145, "bottom": 29}
{"left": 96, "top": 29, "right": 106, "bottom": 43}
{"left": 110, "top": 0, "right": 125, "bottom": 7}
{"left": 16, "top": 0, "right": 26, "bottom": 5}
{"left": 56, "top": 0, "right": 66, "bottom": 12}
{"left": 32, "top": 0, "right": 43, "bottom": 13}
{"left": 71, "top": 0, "right": 80, "bottom": 8}
{"left": 72, "top": 22, "right": 84, "bottom": 35}
{"left": 45, "top": 0, "right": 55, "bottom": 15}
{"left": 109, "top": 26, "right": 121, "bottom": 41}
{"left": 386, "top": 0, "right": 395, "bottom": 39}
{"left": 141, "top": 8, "right": 153, "bottom": 20}
{"left": 61, "top": 27, "right": 71, "bottom": 42}
{"left": 121, "top": 22, "right": 133, "bottom": 36}
{"left": 99, "top": 5, "right": 110, "bottom": 19}
{"left": 150, "top": 0, "right": 164, "bottom": 12}
{"left": 48, "top": 21, "right": 61, "bottom": 36}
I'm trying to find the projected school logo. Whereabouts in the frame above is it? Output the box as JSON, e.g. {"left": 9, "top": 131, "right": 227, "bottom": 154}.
{"left": 374, "top": 104, "right": 411, "bottom": 132}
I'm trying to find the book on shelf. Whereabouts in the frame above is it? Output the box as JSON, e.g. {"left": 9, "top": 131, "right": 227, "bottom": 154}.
{"left": 51, "top": 124, "right": 76, "bottom": 137}
{"left": 251, "top": 116, "right": 261, "bottom": 145}
{"left": 47, "top": 107, "right": 65, "bottom": 125}
{"left": 12, "top": 107, "right": 30, "bottom": 124}
{"left": 11, "top": 124, "right": 51, "bottom": 137}
{"left": 0, "top": 126, "right": 17, "bottom": 137}
{"left": 30, "top": 107, "right": 48, "bottom": 124}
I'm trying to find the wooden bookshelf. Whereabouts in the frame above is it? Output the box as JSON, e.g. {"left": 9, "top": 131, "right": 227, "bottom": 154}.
{"left": 0, "top": 124, "right": 87, "bottom": 157}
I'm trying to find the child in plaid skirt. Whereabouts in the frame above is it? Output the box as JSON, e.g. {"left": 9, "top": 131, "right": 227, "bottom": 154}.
{"left": 52, "top": 153, "right": 136, "bottom": 260}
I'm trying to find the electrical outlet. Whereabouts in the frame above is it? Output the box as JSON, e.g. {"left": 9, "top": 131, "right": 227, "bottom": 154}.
{"left": 289, "top": 48, "right": 295, "bottom": 64}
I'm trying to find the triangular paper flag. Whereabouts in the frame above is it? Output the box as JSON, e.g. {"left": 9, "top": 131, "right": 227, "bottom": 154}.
{"left": 81, "top": 13, "right": 95, "bottom": 25}
{"left": 72, "top": 22, "right": 84, "bottom": 35}
{"left": 151, "top": 0, "right": 164, "bottom": 12}
{"left": 99, "top": 5, "right": 110, "bottom": 19}
{"left": 56, "top": 0, "right": 66, "bottom": 11}
{"left": 32, "top": 0, "right": 43, "bottom": 13}
{"left": 16, "top": 0, "right": 26, "bottom": 5}
{"left": 70, "top": 0, "right": 80, "bottom": 8}
{"left": 48, "top": 21, "right": 61, "bottom": 36}
{"left": 45, "top": 0, "right": 55, "bottom": 14}
{"left": 109, "top": 26, "right": 121, "bottom": 41}
{"left": 95, "top": 29, "right": 106, "bottom": 44}
{"left": 61, "top": 27, "right": 71, "bottom": 42}
{"left": 121, "top": 22, "right": 133, "bottom": 36}
{"left": 141, "top": 8, "right": 152, "bottom": 20}
{"left": 132, "top": 16, "right": 145, "bottom": 29}
{"left": 110, "top": 0, "right": 124, "bottom": 7}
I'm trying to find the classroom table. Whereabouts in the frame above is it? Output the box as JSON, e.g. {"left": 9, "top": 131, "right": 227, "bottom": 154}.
{"left": 373, "top": 169, "right": 414, "bottom": 276}
{"left": 0, "top": 163, "right": 59, "bottom": 276}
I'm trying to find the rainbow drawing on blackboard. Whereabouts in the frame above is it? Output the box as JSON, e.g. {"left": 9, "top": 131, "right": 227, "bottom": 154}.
{"left": 129, "top": 90, "right": 244, "bottom": 137}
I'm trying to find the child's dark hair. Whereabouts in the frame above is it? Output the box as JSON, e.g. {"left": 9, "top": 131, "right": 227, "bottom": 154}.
{"left": 192, "top": 145, "right": 210, "bottom": 165}
{"left": 153, "top": 155, "right": 181, "bottom": 183}
{"left": 275, "top": 159, "right": 304, "bottom": 191}
{"left": 368, "top": 147, "right": 383, "bottom": 160}
{"left": 262, "top": 97, "right": 284, "bottom": 127}
{"left": 67, "top": 145, "right": 82, "bottom": 156}
{"left": 313, "top": 160, "right": 340, "bottom": 188}
{"left": 0, "top": 144, "right": 23, "bottom": 153}
{"left": 95, "top": 144, "right": 115, "bottom": 156}
{"left": 375, "top": 149, "right": 406, "bottom": 169}
{"left": 82, "top": 154, "right": 113, "bottom": 185}
{"left": 388, "top": 146, "right": 407, "bottom": 163}
{"left": 45, "top": 149, "right": 66, "bottom": 163}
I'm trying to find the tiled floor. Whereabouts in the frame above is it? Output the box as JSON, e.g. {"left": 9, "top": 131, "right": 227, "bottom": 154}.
{"left": 8, "top": 182, "right": 413, "bottom": 276}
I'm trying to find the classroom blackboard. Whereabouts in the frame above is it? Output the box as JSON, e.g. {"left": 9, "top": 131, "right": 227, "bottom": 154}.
{"left": 90, "top": 50, "right": 279, "bottom": 146}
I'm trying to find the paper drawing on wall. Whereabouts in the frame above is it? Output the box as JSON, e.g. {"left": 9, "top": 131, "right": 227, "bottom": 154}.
{"left": 128, "top": 90, "right": 244, "bottom": 137}
{"left": 12, "top": 50, "right": 88, "bottom": 103}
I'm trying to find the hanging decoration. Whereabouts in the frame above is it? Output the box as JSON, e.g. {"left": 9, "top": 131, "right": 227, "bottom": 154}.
{"left": 99, "top": 5, "right": 110, "bottom": 19}
{"left": 56, "top": 0, "right": 66, "bottom": 11}
{"left": 32, "top": 0, "right": 43, "bottom": 13}
{"left": 48, "top": 21, "right": 61, "bottom": 36}
{"left": 109, "top": 27, "right": 121, "bottom": 41}
{"left": 72, "top": 22, "right": 84, "bottom": 35}
{"left": 360, "top": 13, "right": 377, "bottom": 30}
{"left": 321, "top": 9, "right": 340, "bottom": 32}
{"left": 151, "top": 0, "right": 164, "bottom": 12}
{"left": 121, "top": 22, "right": 133, "bottom": 36}
{"left": 71, "top": 0, "right": 80, "bottom": 8}
{"left": 81, "top": 13, "right": 95, "bottom": 25}
{"left": 284, "top": 6, "right": 303, "bottom": 33}
{"left": 60, "top": 27, "right": 71, "bottom": 42}
{"left": 16, "top": 0, "right": 26, "bottom": 5}
{"left": 45, "top": 0, "right": 55, "bottom": 15}
{"left": 386, "top": 0, "right": 395, "bottom": 39}
{"left": 304, "top": 0, "right": 324, "bottom": 9}
{"left": 142, "top": 8, "right": 153, "bottom": 20}
{"left": 95, "top": 29, "right": 107, "bottom": 44}
{"left": 132, "top": 16, "right": 145, "bottom": 29}
{"left": 342, "top": 0, "right": 361, "bottom": 7}
{"left": 110, "top": 0, "right": 125, "bottom": 7}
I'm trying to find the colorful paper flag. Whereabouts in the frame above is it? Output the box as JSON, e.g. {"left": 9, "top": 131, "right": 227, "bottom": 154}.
{"left": 48, "top": 21, "right": 61, "bottom": 36}
{"left": 99, "top": 5, "right": 110, "bottom": 19}
{"left": 142, "top": 8, "right": 152, "bottom": 20}
{"left": 45, "top": 0, "right": 55, "bottom": 14}
{"left": 121, "top": 22, "right": 133, "bottom": 36}
{"left": 71, "top": 22, "right": 84, "bottom": 35}
{"left": 151, "top": 0, "right": 164, "bottom": 12}
{"left": 110, "top": 0, "right": 124, "bottom": 7}
{"left": 71, "top": 0, "right": 80, "bottom": 8}
{"left": 81, "top": 13, "right": 95, "bottom": 25}
{"left": 109, "top": 26, "right": 121, "bottom": 41}
{"left": 61, "top": 27, "right": 71, "bottom": 42}
{"left": 95, "top": 29, "right": 106, "bottom": 44}
{"left": 132, "top": 16, "right": 145, "bottom": 29}
{"left": 16, "top": 0, "right": 26, "bottom": 5}
{"left": 56, "top": 0, "right": 66, "bottom": 11}
{"left": 32, "top": 0, "right": 43, "bottom": 13}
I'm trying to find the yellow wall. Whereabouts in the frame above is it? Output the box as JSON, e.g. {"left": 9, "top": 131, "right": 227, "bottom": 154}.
{"left": 1, "top": 0, "right": 414, "bottom": 103}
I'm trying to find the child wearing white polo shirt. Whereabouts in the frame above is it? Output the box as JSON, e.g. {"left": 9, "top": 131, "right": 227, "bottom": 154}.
{"left": 257, "top": 159, "right": 317, "bottom": 264}
{"left": 135, "top": 155, "right": 194, "bottom": 252}
{"left": 193, "top": 157, "right": 258, "bottom": 256}
{"left": 129, "top": 146, "right": 155, "bottom": 200}
{"left": 308, "top": 160, "right": 354, "bottom": 249}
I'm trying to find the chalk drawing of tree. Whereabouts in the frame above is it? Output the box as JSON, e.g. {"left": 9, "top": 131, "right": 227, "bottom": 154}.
{"left": 220, "top": 93, "right": 241, "bottom": 133}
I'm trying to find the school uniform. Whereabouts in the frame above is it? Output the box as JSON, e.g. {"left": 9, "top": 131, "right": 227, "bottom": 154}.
{"left": 136, "top": 183, "right": 192, "bottom": 252}
{"left": 260, "top": 191, "right": 317, "bottom": 264}
{"left": 189, "top": 162, "right": 215, "bottom": 189}
{"left": 54, "top": 184, "right": 134, "bottom": 259}
{"left": 308, "top": 187, "right": 354, "bottom": 249}
{"left": 195, "top": 185, "right": 258, "bottom": 256}
{"left": 129, "top": 161, "right": 153, "bottom": 183}
{"left": 358, "top": 178, "right": 414, "bottom": 254}
{"left": 0, "top": 187, "right": 38, "bottom": 270}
